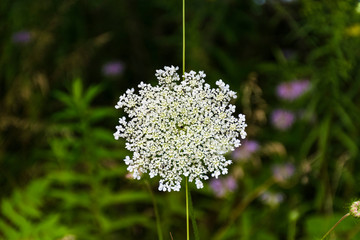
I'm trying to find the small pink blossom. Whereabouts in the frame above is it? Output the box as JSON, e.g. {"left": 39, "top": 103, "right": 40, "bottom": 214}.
{"left": 350, "top": 201, "right": 360, "bottom": 218}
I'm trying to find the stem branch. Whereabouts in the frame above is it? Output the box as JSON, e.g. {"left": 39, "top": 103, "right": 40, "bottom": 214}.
{"left": 320, "top": 213, "right": 350, "bottom": 240}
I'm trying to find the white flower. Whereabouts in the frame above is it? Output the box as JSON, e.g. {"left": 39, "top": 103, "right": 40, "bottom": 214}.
{"left": 114, "top": 66, "right": 247, "bottom": 192}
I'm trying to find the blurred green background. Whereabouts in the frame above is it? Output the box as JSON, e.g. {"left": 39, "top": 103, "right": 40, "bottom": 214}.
{"left": 1, "top": 0, "right": 360, "bottom": 239}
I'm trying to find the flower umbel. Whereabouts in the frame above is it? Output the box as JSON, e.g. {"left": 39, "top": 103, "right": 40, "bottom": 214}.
{"left": 114, "top": 66, "right": 247, "bottom": 191}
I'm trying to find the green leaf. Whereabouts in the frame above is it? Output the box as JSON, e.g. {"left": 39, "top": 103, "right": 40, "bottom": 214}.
{"left": 1, "top": 200, "right": 32, "bottom": 232}
{"left": 88, "top": 107, "right": 114, "bottom": 123}
{"left": 333, "top": 101, "right": 356, "bottom": 133}
{"left": 91, "top": 128, "right": 115, "bottom": 143}
{"left": 334, "top": 126, "right": 358, "bottom": 157}
{"left": 54, "top": 91, "right": 73, "bottom": 108}
{"left": 51, "top": 109, "right": 79, "bottom": 121}
{"left": 72, "top": 78, "right": 83, "bottom": 103}
{"left": 0, "top": 218, "right": 18, "bottom": 239}
{"left": 36, "top": 215, "right": 67, "bottom": 237}
{"left": 318, "top": 114, "right": 331, "bottom": 160}
{"left": 48, "top": 171, "right": 89, "bottom": 184}
{"left": 99, "top": 191, "right": 151, "bottom": 207}
{"left": 49, "top": 190, "right": 91, "bottom": 208}
{"left": 109, "top": 215, "right": 154, "bottom": 230}
{"left": 13, "top": 191, "right": 41, "bottom": 218}
{"left": 84, "top": 85, "right": 103, "bottom": 105}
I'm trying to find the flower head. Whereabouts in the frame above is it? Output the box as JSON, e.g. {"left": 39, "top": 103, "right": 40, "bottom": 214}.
{"left": 350, "top": 201, "right": 360, "bottom": 218}
{"left": 114, "top": 66, "right": 247, "bottom": 191}
{"left": 271, "top": 109, "right": 295, "bottom": 130}
{"left": 276, "top": 79, "right": 310, "bottom": 101}
{"left": 102, "top": 61, "right": 124, "bottom": 77}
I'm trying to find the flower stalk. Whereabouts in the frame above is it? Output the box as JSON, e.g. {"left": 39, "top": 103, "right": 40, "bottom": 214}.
{"left": 186, "top": 177, "right": 190, "bottom": 240}
{"left": 320, "top": 213, "right": 350, "bottom": 240}
{"left": 320, "top": 200, "right": 360, "bottom": 239}
{"left": 183, "top": 0, "right": 189, "bottom": 239}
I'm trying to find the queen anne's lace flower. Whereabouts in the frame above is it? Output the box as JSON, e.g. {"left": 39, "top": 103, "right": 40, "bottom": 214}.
{"left": 114, "top": 66, "right": 247, "bottom": 191}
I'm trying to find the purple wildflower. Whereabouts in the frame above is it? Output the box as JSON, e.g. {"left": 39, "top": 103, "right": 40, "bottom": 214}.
{"left": 12, "top": 30, "right": 32, "bottom": 44}
{"left": 224, "top": 177, "right": 237, "bottom": 191}
{"left": 210, "top": 176, "right": 237, "bottom": 198}
{"left": 272, "top": 163, "right": 295, "bottom": 182}
{"left": 210, "top": 179, "right": 225, "bottom": 197}
{"left": 271, "top": 109, "right": 295, "bottom": 130}
{"left": 276, "top": 79, "right": 310, "bottom": 101}
{"left": 232, "top": 140, "right": 259, "bottom": 161}
{"left": 102, "top": 61, "right": 124, "bottom": 77}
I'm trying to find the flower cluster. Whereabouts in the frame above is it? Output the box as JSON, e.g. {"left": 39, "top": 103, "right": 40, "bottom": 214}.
{"left": 114, "top": 66, "right": 247, "bottom": 191}
{"left": 350, "top": 201, "right": 360, "bottom": 218}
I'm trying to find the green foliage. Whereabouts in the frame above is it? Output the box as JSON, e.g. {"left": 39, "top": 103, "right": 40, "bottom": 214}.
{"left": 49, "top": 78, "right": 122, "bottom": 166}
{"left": 47, "top": 168, "right": 155, "bottom": 240}
{"left": 0, "top": 178, "right": 71, "bottom": 240}
{"left": 1, "top": 79, "right": 159, "bottom": 239}
{"left": 45, "top": 79, "right": 157, "bottom": 239}
{"left": 0, "top": 168, "right": 158, "bottom": 240}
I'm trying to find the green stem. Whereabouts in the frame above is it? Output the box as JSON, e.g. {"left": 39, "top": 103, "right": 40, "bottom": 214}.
{"left": 183, "top": 0, "right": 189, "bottom": 239}
{"left": 182, "top": 0, "right": 185, "bottom": 75}
{"left": 188, "top": 189, "right": 200, "bottom": 240}
{"left": 320, "top": 213, "right": 350, "bottom": 240}
{"left": 186, "top": 177, "right": 190, "bottom": 240}
{"left": 145, "top": 181, "right": 163, "bottom": 240}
